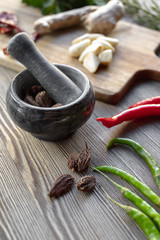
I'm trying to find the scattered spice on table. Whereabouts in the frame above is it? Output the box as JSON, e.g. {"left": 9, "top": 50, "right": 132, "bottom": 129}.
{"left": 76, "top": 176, "right": 96, "bottom": 192}
{"left": 48, "top": 174, "right": 74, "bottom": 198}
{"left": 68, "top": 143, "right": 91, "bottom": 172}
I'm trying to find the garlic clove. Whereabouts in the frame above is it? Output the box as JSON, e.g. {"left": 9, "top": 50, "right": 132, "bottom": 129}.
{"left": 72, "top": 33, "right": 103, "bottom": 45}
{"left": 98, "top": 49, "right": 112, "bottom": 66}
{"left": 83, "top": 52, "right": 100, "bottom": 73}
{"left": 79, "top": 43, "right": 102, "bottom": 62}
{"left": 69, "top": 39, "right": 91, "bottom": 57}
{"left": 97, "top": 36, "right": 119, "bottom": 46}
{"left": 92, "top": 39, "right": 115, "bottom": 52}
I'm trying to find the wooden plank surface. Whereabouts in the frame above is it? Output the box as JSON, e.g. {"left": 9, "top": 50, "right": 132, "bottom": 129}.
{"left": 0, "top": 0, "right": 160, "bottom": 103}
{"left": 1, "top": 1, "right": 160, "bottom": 240}
{"left": 1, "top": 65, "right": 160, "bottom": 240}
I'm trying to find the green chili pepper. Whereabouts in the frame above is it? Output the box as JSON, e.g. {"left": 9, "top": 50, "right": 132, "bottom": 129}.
{"left": 93, "top": 167, "right": 160, "bottom": 230}
{"left": 92, "top": 166, "right": 160, "bottom": 207}
{"left": 100, "top": 186, "right": 160, "bottom": 240}
{"left": 107, "top": 138, "right": 160, "bottom": 189}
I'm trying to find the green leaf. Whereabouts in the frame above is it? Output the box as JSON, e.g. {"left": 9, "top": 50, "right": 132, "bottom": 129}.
{"left": 22, "top": 0, "right": 44, "bottom": 7}
{"left": 42, "top": 0, "right": 57, "bottom": 14}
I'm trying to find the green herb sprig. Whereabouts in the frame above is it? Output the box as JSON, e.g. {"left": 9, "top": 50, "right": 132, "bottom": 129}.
{"left": 122, "top": 0, "right": 160, "bottom": 31}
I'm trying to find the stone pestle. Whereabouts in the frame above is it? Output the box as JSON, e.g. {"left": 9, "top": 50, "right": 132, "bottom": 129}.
{"left": 7, "top": 32, "right": 82, "bottom": 105}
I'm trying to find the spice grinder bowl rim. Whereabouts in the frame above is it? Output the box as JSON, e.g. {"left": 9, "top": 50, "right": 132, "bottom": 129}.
{"left": 6, "top": 63, "right": 95, "bottom": 140}
{"left": 10, "top": 63, "right": 91, "bottom": 110}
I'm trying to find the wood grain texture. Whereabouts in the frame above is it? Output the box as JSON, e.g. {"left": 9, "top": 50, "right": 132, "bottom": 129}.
{"left": 0, "top": 0, "right": 160, "bottom": 103}
{"left": 1, "top": 64, "right": 160, "bottom": 240}
{"left": 1, "top": 1, "right": 160, "bottom": 240}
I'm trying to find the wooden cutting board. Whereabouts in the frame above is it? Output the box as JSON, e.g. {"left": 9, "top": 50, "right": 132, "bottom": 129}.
{"left": 0, "top": 1, "right": 160, "bottom": 103}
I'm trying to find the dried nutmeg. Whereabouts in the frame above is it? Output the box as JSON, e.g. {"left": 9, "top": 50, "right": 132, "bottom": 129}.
{"left": 68, "top": 143, "right": 91, "bottom": 173}
{"left": 35, "top": 91, "right": 53, "bottom": 107}
{"left": 76, "top": 176, "right": 96, "bottom": 192}
{"left": 48, "top": 174, "right": 74, "bottom": 198}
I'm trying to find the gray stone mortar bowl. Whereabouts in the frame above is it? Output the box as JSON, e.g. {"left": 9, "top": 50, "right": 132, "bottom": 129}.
{"left": 6, "top": 64, "right": 95, "bottom": 141}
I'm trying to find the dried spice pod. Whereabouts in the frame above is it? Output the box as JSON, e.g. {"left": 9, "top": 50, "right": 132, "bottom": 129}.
{"left": 35, "top": 91, "right": 53, "bottom": 107}
{"left": 76, "top": 176, "right": 96, "bottom": 191}
{"left": 78, "top": 143, "right": 91, "bottom": 172}
{"left": 52, "top": 103, "right": 63, "bottom": 108}
{"left": 68, "top": 152, "right": 80, "bottom": 172}
{"left": 68, "top": 143, "right": 91, "bottom": 173}
{"left": 22, "top": 85, "right": 62, "bottom": 108}
{"left": 48, "top": 174, "right": 74, "bottom": 198}
{"left": 31, "top": 85, "right": 43, "bottom": 95}
{"left": 24, "top": 94, "right": 40, "bottom": 106}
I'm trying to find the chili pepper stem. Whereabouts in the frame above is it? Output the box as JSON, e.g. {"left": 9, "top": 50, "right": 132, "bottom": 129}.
{"left": 100, "top": 186, "right": 160, "bottom": 240}
{"left": 92, "top": 165, "right": 160, "bottom": 207}
{"left": 92, "top": 167, "right": 160, "bottom": 230}
{"left": 100, "top": 185, "right": 125, "bottom": 208}
{"left": 92, "top": 166, "right": 121, "bottom": 189}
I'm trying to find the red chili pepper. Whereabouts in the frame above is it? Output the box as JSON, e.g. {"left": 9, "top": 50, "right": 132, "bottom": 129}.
{"left": 0, "top": 11, "right": 23, "bottom": 33}
{"left": 97, "top": 104, "right": 160, "bottom": 128}
{"left": 129, "top": 96, "right": 160, "bottom": 109}
{"left": 1, "top": 11, "right": 40, "bottom": 55}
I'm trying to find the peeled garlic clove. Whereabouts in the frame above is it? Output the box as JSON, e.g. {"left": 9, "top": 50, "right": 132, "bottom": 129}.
{"left": 98, "top": 49, "right": 112, "bottom": 65}
{"left": 92, "top": 39, "right": 115, "bottom": 52}
{"left": 72, "top": 33, "right": 103, "bottom": 44}
{"left": 69, "top": 39, "right": 91, "bottom": 57}
{"left": 97, "top": 36, "right": 118, "bottom": 46}
{"left": 79, "top": 43, "right": 102, "bottom": 62}
{"left": 83, "top": 52, "right": 100, "bottom": 73}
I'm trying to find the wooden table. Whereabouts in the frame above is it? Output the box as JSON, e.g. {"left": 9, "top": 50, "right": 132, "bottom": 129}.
{"left": 1, "top": 1, "right": 160, "bottom": 240}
